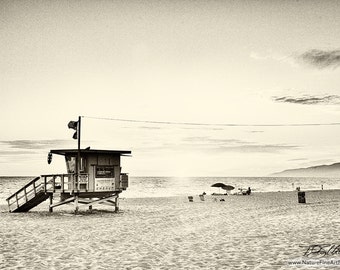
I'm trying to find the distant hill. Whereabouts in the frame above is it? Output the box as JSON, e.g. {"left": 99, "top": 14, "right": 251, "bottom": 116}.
{"left": 272, "top": 162, "right": 340, "bottom": 177}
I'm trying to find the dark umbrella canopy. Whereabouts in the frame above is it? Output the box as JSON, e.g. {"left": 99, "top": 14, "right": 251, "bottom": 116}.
{"left": 211, "top": 183, "right": 227, "bottom": 188}
{"left": 211, "top": 183, "right": 235, "bottom": 191}
{"left": 222, "top": 185, "right": 235, "bottom": 191}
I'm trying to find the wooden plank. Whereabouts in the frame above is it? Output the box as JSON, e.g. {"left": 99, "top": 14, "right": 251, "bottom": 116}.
{"left": 115, "top": 196, "right": 119, "bottom": 212}
{"left": 15, "top": 194, "right": 19, "bottom": 208}
{"left": 98, "top": 201, "right": 116, "bottom": 206}
{"left": 50, "top": 197, "right": 75, "bottom": 208}
{"left": 33, "top": 181, "right": 37, "bottom": 195}
{"left": 7, "top": 197, "right": 10, "bottom": 211}
{"left": 49, "top": 194, "right": 53, "bottom": 212}
{"left": 24, "top": 188, "right": 28, "bottom": 202}
{"left": 61, "top": 175, "right": 65, "bottom": 192}
{"left": 75, "top": 195, "right": 79, "bottom": 214}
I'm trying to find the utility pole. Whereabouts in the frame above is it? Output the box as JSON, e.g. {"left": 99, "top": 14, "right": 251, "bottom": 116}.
{"left": 68, "top": 116, "right": 82, "bottom": 214}
{"left": 77, "top": 116, "right": 81, "bottom": 191}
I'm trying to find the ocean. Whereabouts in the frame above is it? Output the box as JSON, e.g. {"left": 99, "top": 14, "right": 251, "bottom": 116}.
{"left": 1, "top": 175, "right": 339, "bottom": 206}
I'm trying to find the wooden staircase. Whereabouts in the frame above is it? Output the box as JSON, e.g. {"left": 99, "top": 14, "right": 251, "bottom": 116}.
{"left": 6, "top": 177, "right": 49, "bottom": 212}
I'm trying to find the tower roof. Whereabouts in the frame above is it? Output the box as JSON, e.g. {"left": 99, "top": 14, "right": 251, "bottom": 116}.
{"left": 50, "top": 149, "right": 131, "bottom": 156}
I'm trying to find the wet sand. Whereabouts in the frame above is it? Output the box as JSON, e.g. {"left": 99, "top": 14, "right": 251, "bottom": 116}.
{"left": 1, "top": 190, "right": 340, "bottom": 269}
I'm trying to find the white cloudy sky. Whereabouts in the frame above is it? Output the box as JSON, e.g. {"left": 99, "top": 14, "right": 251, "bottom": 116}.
{"left": 1, "top": 0, "right": 340, "bottom": 176}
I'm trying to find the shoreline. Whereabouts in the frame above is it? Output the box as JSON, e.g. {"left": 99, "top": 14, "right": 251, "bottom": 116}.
{"left": 121, "top": 187, "right": 340, "bottom": 198}
{"left": 1, "top": 187, "right": 340, "bottom": 205}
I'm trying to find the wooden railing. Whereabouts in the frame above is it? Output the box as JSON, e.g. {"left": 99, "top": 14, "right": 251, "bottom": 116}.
{"left": 41, "top": 173, "right": 89, "bottom": 192}
{"left": 41, "top": 174, "right": 74, "bottom": 193}
{"left": 6, "top": 173, "right": 90, "bottom": 212}
{"left": 6, "top": 177, "right": 43, "bottom": 212}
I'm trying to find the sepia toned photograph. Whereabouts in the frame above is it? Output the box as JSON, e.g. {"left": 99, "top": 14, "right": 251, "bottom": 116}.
{"left": 1, "top": 0, "right": 340, "bottom": 269}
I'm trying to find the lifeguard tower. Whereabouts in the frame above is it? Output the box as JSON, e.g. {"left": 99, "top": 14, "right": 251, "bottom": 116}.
{"left": 6, "top": 148, "right": 131, "bottom": 213}
{"left": 6, "top": 117, "right": 131, "bottom": 213}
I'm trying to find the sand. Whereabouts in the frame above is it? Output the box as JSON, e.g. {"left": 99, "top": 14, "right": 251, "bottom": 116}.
{"left": 1, "top": 190, "right": 340, "bottom": 269}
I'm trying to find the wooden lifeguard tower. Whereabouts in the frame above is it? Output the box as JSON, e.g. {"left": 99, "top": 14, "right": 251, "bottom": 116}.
{"left": 6, "top": 117, "right": 131, "bottom": 213}
{"left": 6, "top": 148, "right": 131, "bottom": 213}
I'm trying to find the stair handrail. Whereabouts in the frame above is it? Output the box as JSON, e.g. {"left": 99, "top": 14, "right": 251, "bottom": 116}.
{"left": 6, "top": 177, "right": 41, "bottom": 202}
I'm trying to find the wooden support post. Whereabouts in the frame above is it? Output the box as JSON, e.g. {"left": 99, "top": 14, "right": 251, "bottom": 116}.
{"left": 15, "top": 193, "right": 19, "bottom": 208}
{"left": 61, "top": 175, "right": 64, "bottom": 192}
{"left": 89, "top": 198, "right": 92, "bottom": 212}
{"left": 33, "top": 181, "right": 37, "bottom": 195}
{"left": 75, "top": 194, "right": 79, "bottom": 214}
{"left": 49, "top": 194, "right": 53, "bottom": 213}
{"left": 7, "top": 198, "right": 10, "bottom": 212}
{"left": 52, "top": 176, "right": 56, "bottom": 192}
{"left": 44, "top": 176, "right": 47, "bottom": 192}
{"left": 24, "top": 188, "right": 28, "bottom": 202}
{"left": 114, "top": 195, "right": 119, "bottom": 212}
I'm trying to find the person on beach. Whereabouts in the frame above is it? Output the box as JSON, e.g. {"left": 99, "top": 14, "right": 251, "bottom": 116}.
{"left": 246, "top": 187, "right": 251, "bottom": 195}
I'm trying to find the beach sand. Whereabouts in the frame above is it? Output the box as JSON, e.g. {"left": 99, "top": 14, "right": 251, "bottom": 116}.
{"left": 1, "top": 190, "right": 340, "bottom": 269}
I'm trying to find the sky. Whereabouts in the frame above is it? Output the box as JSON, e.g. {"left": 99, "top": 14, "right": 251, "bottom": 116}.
{"left": 1, "top": 0, "right": 340, "bottom": 176}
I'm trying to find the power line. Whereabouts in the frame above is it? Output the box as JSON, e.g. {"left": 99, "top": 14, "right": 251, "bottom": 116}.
{"left": 82, "top": 115, "right": 340, "bottom": 127}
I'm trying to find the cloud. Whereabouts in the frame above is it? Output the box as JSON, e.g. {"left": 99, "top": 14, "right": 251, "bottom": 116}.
{"left": 138, "top": 126, "right": 162, "bottom": 130}
{"left": 288, "top": 158, "right": 308, "bottom": 162}
{"left": 134, "top": 136, "right": 299, "bottom": 154}
{"left": 250, "top": 51, "right": 297, "bottom": 66}
{"left": 297, "top": 49, "right": 340, "bottom": 69}
{"left": 181, "top": 137, "right": 299, "bottom": 153}
{"left": 248, "top": 130, "right": 264, "bottom": 133}
{"left": 250, "top": 52, "right": 285, "bottom": 61}
{"left": 273, "top": 95, "right": 340, "bottom": 105}
{"left": 181, "top": 127, "right": 224, "bottom": 131}
{"left": 215, "top": 144, "right": 298, "bottom": 153}
{"left": 0, "top": 150, "right": 35, "bottom": 155}
{"left": 0, "top": 140, "right": 72, "bottom": 150}
{"left": 182, "top": 136, "right": 243, "bottom": 145}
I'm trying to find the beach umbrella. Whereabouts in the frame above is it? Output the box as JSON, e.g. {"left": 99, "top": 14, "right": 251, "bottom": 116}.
{"left": 211, "top": 183, "right": 227, "bottom": 188}
{"left": 211, "top": 183, "right": 228, "bottom": 194}
{"left": 222, "top": 185, "right": 235, "bottom": 191}
{"left": 211, "top": 183, "right": 234, "bottom": 194}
